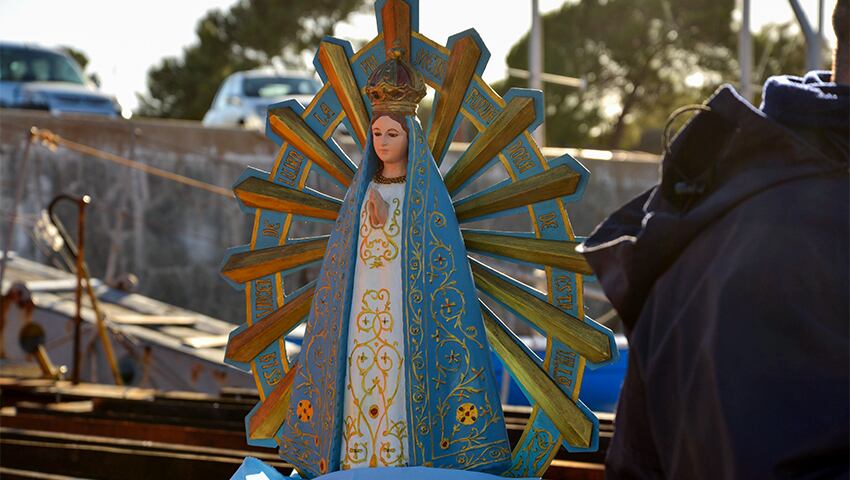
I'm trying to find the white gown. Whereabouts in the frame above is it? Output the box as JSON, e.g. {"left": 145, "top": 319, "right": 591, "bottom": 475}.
{"left": 339, "top": 181, "right": 409, "bottom": 470}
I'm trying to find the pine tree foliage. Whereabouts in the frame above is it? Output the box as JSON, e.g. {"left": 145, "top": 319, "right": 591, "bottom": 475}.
{"left": 136, "top": 0, "right": 365, "bottom": 119}
{"left": 499, "top": 0, "right": 810, "bottom": 152}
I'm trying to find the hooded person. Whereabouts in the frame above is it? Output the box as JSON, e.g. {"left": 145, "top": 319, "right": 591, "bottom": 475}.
{"left": 577, "top": 2, "right": 849, "bottom": 478}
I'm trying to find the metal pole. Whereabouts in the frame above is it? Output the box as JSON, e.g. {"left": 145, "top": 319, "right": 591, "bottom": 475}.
{"left": 738, "top": 0, "right": 753, "bottom": 101}
{"left": 104, "top": 123, "right": 136, "bottom": 283}
{"left": 529, "top": 0, "right": 545, "bottom": 146}
{"left": 789, "top": 0, "right": 822, "bottom": 71}
{"left": 71, "top": 195, "right": 91, "bottom": 385}
{"left": 817, "top": 0, "right": 824, "bottom": 59}
{"left": 507, "top": 68, "right": 584, "bottom": 88}
{"left": 0, "top": 129, "right": 35, "bottom": 333}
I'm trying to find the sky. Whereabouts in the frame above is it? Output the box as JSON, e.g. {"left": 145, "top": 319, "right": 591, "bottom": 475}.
{"left": 0, "top": 0, "right": 838, "bottom": 117}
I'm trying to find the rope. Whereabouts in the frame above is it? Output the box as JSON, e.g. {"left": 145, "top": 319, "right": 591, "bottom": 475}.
{"left": 1, "top": 118, "right": 248, "bottom": 167}
{"left": 31, "top": 128, "right": 233, "bottom": 198}
{"left": 0, "top": 210, "right": 40, "bottom": 227}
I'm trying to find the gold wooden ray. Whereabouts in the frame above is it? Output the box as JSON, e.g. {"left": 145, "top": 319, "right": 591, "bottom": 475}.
{"left": 381, "top": 0, "right": 411, "bottom": 61}
{"left": 428, "top": 34, "right": 482, "bottom": 166}
{"left": 470, "top": 258, "right": 611, "bottom": 363}
{"left": 481, "top": 304, "right": 593, "bottom": 448}
{"left": 317, "top": 41, "right": 371, "bottom": 147}
{"left": 221, "top": 237, "right": 329, "bottom": 284}
{"left": 443, "top": 96, "right": 536, "bottom": 193}
{"left": 462, "top": 230, "right": 593, "bottom": 275}
{"left": 249, "top": 361, "right": 297, "bottom": 439}
{"left": 454, "top": 164, "right": 581, "bottom": 222}
{"left": 225, "top": 283, "right": 316, "bottom": 364}
{"left": 269, "top": 110, "right": 355, "bottom": 187}
{"left": 234, "top": 177, "right": 340, "bottom": 221}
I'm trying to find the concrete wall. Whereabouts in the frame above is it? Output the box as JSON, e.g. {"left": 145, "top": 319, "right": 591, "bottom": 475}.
{"left": 0, "top": 110, "right": 660, "bottom": 324}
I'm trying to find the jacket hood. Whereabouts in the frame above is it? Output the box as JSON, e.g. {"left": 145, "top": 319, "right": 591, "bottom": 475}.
{"left": 578, "top": 80, "right": 849, "bottom": 330}
{"left": 761, "top": 70, "right": 849, "bottom": 129}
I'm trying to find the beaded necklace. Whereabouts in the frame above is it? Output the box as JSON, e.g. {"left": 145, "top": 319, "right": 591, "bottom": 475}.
{"left": 374, "top": 164, "right": 406, "bottom": 184}
{"left": 373, "top": 171, "right": 407, "bottom": 184}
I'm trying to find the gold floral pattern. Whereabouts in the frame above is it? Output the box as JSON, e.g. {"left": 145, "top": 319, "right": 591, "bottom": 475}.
{"left": 341, "top": 181, "right": 408, "bottom": 471}
{"left": 359, "top": 197, "right": 402, "bottom": 268}
{"left": 456, "top": 403, "right": 478, "bottom": 425}
{"left": 341, "top": 288, "right": 408, "bottom": 469}
{"left": 403, "top": 122, "right": 511, "bottom": 471}
{"left": 278, "top": 158, "right": 364, "bottom": 476}
{"left": 296, "top": 400, "right": 314, "bottom": 422}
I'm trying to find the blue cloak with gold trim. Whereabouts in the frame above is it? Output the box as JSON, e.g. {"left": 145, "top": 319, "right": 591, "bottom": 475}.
{"left": 278, "top": 116, "right": 511, "bottom": 478}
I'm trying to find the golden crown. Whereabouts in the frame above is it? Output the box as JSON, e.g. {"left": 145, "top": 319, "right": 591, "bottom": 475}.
{"left": 363, "top": 45, "right": 426, "bottom": 115}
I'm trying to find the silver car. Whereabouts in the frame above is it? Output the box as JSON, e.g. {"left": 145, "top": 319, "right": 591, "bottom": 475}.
{"left": 0, "top": 42, "right": 121, "bottom": 116}
{"left": 202, "top": 70, "right": 321, "bottom": 130}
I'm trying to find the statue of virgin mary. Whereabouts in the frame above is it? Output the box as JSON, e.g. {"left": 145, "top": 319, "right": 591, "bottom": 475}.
{"left": 276, "top": 48, "right": 512, "bottom": 478}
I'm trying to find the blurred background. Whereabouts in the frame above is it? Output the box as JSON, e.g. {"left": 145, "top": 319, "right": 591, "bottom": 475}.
{"left": 0, "top": 0, "right": 839, "bottom": 396}
{"left": 0, "top": 0, "right": 838, "bottom": 148}
{"left": 0, "top": 0, "right": 837, "bottom": 318}
{"left": 0, "top": 2, "right": 841, "bottom": 476}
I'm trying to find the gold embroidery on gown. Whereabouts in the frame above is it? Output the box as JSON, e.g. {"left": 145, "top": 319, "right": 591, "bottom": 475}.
{"left": 359, "top": 197, "right": 401, "bottom": 268}
{"left": 341, "top": 182, "right": 408, "bottom": 470}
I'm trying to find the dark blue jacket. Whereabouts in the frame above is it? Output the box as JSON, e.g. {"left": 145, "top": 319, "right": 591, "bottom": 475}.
{"left": 579, "top": 76, "right": 849, "bottom": 479}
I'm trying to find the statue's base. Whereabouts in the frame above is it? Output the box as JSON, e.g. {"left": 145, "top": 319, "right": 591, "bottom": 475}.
{"left": 231, "top": 457, "right": 540, "bottom": 480}
{"left": 230, "top": 457, "right": 288, "bottom": 480}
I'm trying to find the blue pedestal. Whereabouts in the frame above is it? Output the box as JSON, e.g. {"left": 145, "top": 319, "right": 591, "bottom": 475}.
{"left": 231, "top": 458, "right": 540, "bottom": 480}
{"left": 230, "top": 457, "right": 288, "bottom": 480}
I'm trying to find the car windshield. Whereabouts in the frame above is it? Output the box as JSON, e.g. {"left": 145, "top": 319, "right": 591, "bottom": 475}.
{"left": 0, "top": 46, "right": 85, "bottom": 84}
{"left": 242, "top": 76, "right": 321, "bottom": 98}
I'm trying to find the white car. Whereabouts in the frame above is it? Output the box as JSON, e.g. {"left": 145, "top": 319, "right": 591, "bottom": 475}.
{"left": 202, "top": 70, "right": 321, "bottom": 130}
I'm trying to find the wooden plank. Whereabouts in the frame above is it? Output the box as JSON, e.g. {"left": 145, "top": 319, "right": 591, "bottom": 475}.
{"left": 109, "top": 315, "right": 196, "bottom": 326}
{"left": 0, "top": 376, "right": 610, "bottom": 475}
{"left": 547, "top": 461, "right": 605, "bottom": 480}
{"left": 443, "top": 96, "right": 536, "bottom": 193}
{"left": 15, "top": 400, "right": 93, "bottom": 413}
{"left": 462, "top": 230, "right": 593, "bottom": 275}
{"left": 428, "top": 33, "right": 482, "bottom": 165}
{"left": 20, "top": 278, "right": 102, "bottom": 292}
{"left": 268, "top": 109, "right": 355, "bottom": 188}
{"left": 0, "top": 411, "right": 260, "bottom": 453}
{"left": 220, "top": 238, "right": 328, "bottom": 284}
{"left": 158, "top": 326, "right": 204, "bottom": 340}
{"left": 234, "top": 176, "right": 340, "bottom": 220}
{"left": 89, "top": 397, "right": 247, "bottom": 427}
{"left": 317, "top": 41, "right": 371, "bottom": 147}
{"left": 0, "top": 422, "right": 602, "bottom": 479}
{"left": 380, "top": 0, "right": 411, "bottom": 61}
{"left": 248, "top": 362, "right": 297, "bottom": 440}
{"left": 470, "top": 258, "right": 612, "bottom": 364}
{"left": 454, "top": 164, "right": 580, "bottom": 222}
{"left": 181, "top": 335, "right": 229, "bottom": 350}
{"left": 225, "top": 283, "right": 315, "bottom": 364}
{"left": 42, "top": 382, "right": 154, "bottom": 401}
{"left": 1, "top": 465, "right": 86, "bottom": 479}
{"left": 482, "top": 305, "right": 593, "bottom": 449}
{"left": 0, "top": 430, "right": 278, "bottom": 479}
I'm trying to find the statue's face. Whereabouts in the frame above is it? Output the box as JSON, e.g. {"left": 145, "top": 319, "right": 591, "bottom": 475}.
{"left": 371, "top": 115, "right": 408, "bottom": 167}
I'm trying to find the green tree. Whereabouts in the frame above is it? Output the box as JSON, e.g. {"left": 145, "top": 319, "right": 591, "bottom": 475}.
{"left": 60, "top": 46, "right": 89, "bottom": 70}
{"left": 500, "top": 0, "right": 737, "bottom": 151}
{"left": 59, "top": 46, "right": 102, "bottom": 87}
{"left": 136, "top": 0, "right": 365, "bottom": 119}
{"left": 750, "top": 21, "right": 816, "bottom": 105}
{"left": 500, "top": 1, "right": 816, "bottom": 152}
